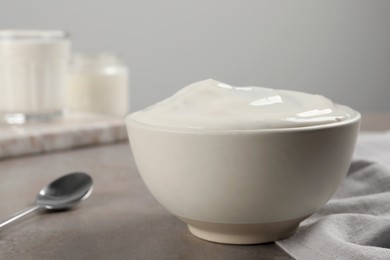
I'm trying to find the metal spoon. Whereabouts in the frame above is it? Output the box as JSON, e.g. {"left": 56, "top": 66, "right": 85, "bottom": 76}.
{"left": 0, "top": 172, "right": 93, "bottom": 229}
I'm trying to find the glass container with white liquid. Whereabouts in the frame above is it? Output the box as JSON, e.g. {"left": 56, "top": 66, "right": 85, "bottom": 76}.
{"left": 66, "top": 53, "right": 130, "bottom": 117}
{"left": 0, "top": 30, "right": 70, "bottom": 124}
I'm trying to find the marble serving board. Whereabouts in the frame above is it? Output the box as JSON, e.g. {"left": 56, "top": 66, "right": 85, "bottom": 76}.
{"left": 0, "top": 113, "right": 128, "bottom": 159}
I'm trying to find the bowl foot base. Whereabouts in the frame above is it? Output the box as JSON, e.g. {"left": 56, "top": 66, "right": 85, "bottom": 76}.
{"left": 181, "top": 216, "right": 307, "bottom": 244}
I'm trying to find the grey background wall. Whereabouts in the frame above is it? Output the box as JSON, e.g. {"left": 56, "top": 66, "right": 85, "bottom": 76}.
{"left": 1, "top": 0, "right": 389, "bottom": 112}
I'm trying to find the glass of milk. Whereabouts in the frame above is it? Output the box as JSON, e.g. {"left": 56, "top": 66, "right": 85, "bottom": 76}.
{"left": 0, "top": 30, "right": 70, "bottom": 124}
{"left": 66, "top": 52, "right": 130, "bottom": 117}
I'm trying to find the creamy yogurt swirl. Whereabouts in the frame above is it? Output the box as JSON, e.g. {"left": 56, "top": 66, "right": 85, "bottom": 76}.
{"left": 131, "top": 79, "right": 356, "bottom": 130}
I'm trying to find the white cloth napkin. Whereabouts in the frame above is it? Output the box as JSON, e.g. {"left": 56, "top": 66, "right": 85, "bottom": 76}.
{"left": 276, "top": 131, "right": 390, "bottom": 260}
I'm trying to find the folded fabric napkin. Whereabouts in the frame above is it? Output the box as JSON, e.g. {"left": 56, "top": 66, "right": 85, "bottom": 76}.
{"left": 277, "top": 131, "right": 390, "bottom": 260}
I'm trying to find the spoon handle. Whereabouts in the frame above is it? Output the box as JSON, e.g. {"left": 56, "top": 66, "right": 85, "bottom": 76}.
{"left": 0, "top": 205, "right": 41, "bottom": 229}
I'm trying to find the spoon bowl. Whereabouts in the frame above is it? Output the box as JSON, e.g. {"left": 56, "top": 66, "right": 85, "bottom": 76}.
{"left": 37, "top": 172, "right": 93, "bottom": 210}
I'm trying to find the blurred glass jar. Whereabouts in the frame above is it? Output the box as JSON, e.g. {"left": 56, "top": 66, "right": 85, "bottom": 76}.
{"left": 66, "top": 53, "right": 130, "bottom": 117}
{"left": 0, "top": 30, "right": 70, "bottom": 124}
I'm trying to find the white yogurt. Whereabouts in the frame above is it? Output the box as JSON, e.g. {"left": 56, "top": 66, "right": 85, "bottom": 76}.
{"left": 131, "top": 79, "right": 356, "bottom": 130}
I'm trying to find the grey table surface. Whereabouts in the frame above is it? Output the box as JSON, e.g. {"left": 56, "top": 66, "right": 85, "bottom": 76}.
{"left": 0, "top": 142, "right": 292, "bottom": 260}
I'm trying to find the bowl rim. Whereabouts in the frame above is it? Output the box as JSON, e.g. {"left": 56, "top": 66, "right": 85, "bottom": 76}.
{"left": 127, "top": 111, "right": 361, "bottom": 134}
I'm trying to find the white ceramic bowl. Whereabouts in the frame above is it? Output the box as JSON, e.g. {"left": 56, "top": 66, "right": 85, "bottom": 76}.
{"left": 126, "top": 112, "right": 360, "bottom": 244}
